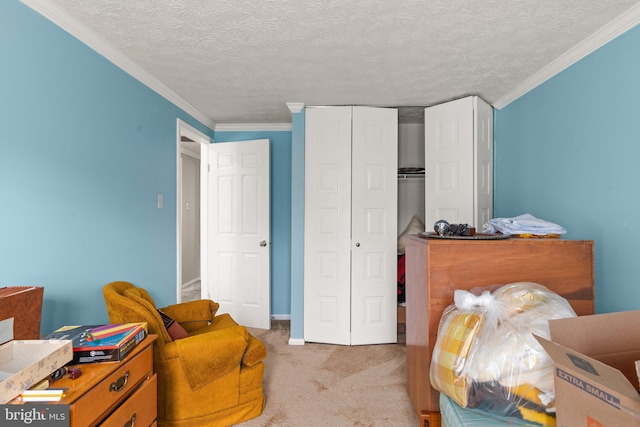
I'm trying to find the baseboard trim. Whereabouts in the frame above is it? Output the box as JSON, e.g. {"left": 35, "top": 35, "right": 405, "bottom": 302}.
{"left": 271, "top": 314, "right": 291, "bottom": 321}
{"left": 269, "top": 315, "right": 303, "bottom": 344}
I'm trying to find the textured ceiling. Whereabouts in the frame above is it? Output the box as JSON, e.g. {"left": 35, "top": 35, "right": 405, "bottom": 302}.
{"left": 43, "top": 0, "right": 640, "bottom": 124}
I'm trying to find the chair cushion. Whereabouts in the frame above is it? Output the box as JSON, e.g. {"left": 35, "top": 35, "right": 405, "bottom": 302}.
{"left": 158, "top": 309, "right": 190, "bottom": 340}
{"left": 174, "top": 326, "right": 248, "bottom": 389}
{"left": 160, "top": 299, "right": 219, "bottom": 332}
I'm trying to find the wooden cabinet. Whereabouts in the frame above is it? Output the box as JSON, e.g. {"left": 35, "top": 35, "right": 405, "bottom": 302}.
{"left": 304, "top": 106, "right": 398, "bottom": 345}
{"left": 424, "top": 96, "right": 493, "bottom": 229}
{"left": 52, "top": 334, "right": 157, "bottom": 427}
{"left": 404, "top": 237, "right": 594, "bottom": 427}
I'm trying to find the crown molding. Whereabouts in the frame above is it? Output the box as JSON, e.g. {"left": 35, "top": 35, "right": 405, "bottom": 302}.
{"left": 286, "top": 102, "right": 305, "bottom": 113}
{"left": 21, "top": 0, "right": 217, "bottom": 130}
{"left": 214, "top": 123, "right": 292, "bottom": 132}
{"left": 493, "top": 3, "right": 640, "bottom": 110}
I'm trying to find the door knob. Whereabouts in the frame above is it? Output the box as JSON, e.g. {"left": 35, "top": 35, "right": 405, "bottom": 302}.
{"left": 260, "top": 240, "right": 268, "bottom": 247}
{"left": 355, "top": 243, "right": 360, "bottom": 247}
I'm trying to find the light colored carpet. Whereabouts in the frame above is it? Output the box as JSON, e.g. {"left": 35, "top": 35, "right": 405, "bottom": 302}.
{"left": 180, "top": 280, "right": 200, "bottom": 302}
{"left": 237, "top": 321, "right": 419, "bottom": 427}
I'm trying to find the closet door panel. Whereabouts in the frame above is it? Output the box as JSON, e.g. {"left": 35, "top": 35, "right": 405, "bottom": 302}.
{"left": 425, "top": 97, "right": 474, "bottom": 227}
{"left": 351, "top": 106, "right": 398, "bottom": 345}
{"left": 304, "top": 107, "right": 352, "bottom": 345}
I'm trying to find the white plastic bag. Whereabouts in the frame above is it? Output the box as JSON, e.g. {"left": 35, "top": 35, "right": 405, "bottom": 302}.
{"left": 430, "top": 282, "right": 576, "bottom": 426}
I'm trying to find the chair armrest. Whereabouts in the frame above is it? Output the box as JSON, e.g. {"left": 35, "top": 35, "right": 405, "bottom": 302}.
{"left": 243, "top": 331, "right": 267, "bottom": 367}
{"left": 160, "top": 299, "right": 219, "bottom": 332}
{"left": 164, "top": 325, "right": 248, "bottom": 389}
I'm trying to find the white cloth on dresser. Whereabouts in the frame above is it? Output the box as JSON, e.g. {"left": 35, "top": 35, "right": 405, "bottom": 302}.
{"left": 484, "top": 213, "right": 566, "bottom": 235}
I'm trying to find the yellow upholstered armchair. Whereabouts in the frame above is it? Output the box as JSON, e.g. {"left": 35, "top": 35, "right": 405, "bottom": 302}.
{"left": 103, "top": 281, "right": 266, "bottom": 427}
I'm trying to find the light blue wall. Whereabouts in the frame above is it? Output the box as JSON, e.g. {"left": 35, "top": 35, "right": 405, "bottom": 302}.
{"left": 494, "top": 24, "right": 640, "bottom": 314}
{"left": 213, "top": 131, "right": 292, "bottom": 317}
{"left": 0, "top": 1, "right": 213, "bottom": 333}
{"left": 289, "top": 110, "right": 305, "bottom": 339}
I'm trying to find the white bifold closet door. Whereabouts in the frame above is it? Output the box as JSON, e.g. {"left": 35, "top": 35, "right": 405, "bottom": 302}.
{"left": 424, "top": 96, "right": 493, "bottom": 229}
{"left": 304, "top": 106, "right": 398, "bottom": 345}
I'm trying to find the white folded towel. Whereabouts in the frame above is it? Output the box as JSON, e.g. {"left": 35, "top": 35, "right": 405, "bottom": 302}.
{"left": 484, "top": 214, "right": 566, "bottom": 236}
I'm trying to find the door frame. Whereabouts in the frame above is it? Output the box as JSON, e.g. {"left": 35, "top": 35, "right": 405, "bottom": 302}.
{"left": 176, "top": 119, "right": 211, "bottom": 302}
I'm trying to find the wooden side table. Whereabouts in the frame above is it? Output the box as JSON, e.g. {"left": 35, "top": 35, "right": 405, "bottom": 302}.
{"left": 50, "top": 334, "right": 157, "bottom": 427}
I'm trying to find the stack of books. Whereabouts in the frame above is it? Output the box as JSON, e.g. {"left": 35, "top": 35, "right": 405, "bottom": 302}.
{"left": 45, "top": 323, "right": 147, "bottom": 364}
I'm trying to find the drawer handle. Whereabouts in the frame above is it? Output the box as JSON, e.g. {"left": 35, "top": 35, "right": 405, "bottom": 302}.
{"left": 110, "top": 370, "right": 130, "bottom": 392}
{"left": 123, "top": 413, "right": 136, "bottom": 427}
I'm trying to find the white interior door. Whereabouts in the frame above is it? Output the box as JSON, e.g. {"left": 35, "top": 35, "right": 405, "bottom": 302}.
{"left": 304, "top": 107, "right": 352, "bottom": 345}
{"left": 350, "top": 107, "right": 398, "bottom": 345}
{"left": 208, "top": 139, "right": 270, "bottom": 329}
{"left": 424, "top": 97, "right": 474, "bottom": 228}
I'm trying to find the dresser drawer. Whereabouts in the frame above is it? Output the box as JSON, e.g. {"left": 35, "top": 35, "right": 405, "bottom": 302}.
{"left": 71, "top": 347, "right": 153, "bottom": 426}
{"left": 101, "top": 373, "right": 157, "bottom": 427}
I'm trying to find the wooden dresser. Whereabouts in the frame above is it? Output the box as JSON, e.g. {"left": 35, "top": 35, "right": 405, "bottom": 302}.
{"left": 404, "top": 236, "right": 594, "bottom": 427}
{"left": 52, "top": 334, "right": 157, "bottom": 427}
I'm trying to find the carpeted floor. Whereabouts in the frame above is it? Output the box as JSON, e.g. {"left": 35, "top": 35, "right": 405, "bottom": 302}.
{"left": 236, "top": 321, "right": 419, "bottom": 427}
{"left": 180, "top": 280, "right": 201, "bottom": 302}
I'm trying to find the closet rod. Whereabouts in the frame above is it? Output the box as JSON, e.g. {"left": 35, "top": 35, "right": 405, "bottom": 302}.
{"left": 398, "top": 174, "right": 425, "bottom": 180}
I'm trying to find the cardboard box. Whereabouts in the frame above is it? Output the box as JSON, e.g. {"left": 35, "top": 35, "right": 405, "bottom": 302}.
{"left": 0, "top": 318, "right": 73, "bottom": 403}
{"left": 45, "top": 323, "right": 147, "bottom": 364}
{"left": 536, "top": 310, "right": 640, "bottom": 427}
